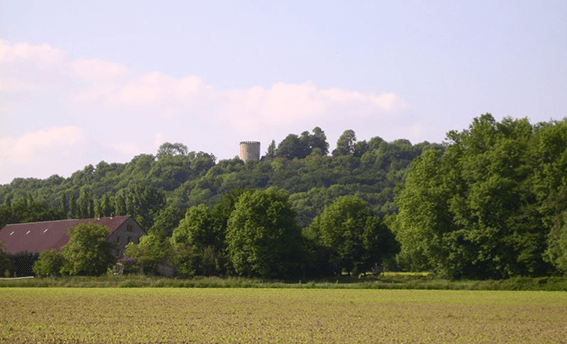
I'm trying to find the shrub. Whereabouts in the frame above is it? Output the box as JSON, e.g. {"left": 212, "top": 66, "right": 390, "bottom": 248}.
{"left": 33, "top": 249, "right": 66, "bottom": 277}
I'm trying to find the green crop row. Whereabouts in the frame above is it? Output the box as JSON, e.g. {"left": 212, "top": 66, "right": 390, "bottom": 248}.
{"left": 2, "top": 288, "right": 567, "bottom": 343}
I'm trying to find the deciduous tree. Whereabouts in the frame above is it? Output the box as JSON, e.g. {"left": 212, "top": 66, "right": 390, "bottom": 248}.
{"left": 266, "top": 140, "right": 277, "bottom": 159}
{"left": 307, "top": 196, "right": 398, "bottom": 275}
{"left": 149, "top": 206, "right": 184, "bottom": 240}
{"left": 124, "top": 233, "right": 168, "bottom": 275}
{"left": 397, "top": 114, "right": 551, "bottom": 279}
{"left": 156, "top": 142, "right": 189, "bottom": 160}
{"left": 61, "top": 222, "right": 116, "bottom": 276}
{"left": 226, "top": 188, "right": 302, "bottom": 278}
{"left": 333, "top": 129, "right": 357, "bottom": 156}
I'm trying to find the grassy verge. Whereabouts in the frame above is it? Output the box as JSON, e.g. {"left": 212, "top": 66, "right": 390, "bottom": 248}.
{"left": 1, "top": 273, "right": 567, "bottom": 290}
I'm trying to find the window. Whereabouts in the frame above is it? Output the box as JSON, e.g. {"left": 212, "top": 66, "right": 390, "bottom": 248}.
{"left": 126, "top": 224, "right": 133, "bottom": 232}
{"left": 127, "top": 237, "right": 132, "bottom": 244}
{"left": 116, "top": 237, "right": 121, "bottom": 244}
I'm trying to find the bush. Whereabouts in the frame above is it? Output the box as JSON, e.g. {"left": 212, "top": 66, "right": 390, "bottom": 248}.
{"left": 33, "top": 249, "right": 66, "bottom": 277}
{"left": 0, "top": 242, "right": 13, "bottom": 276}
{"left": 9, "top": 251, "right": 40, "bottom": 277}
{"left": 113, "top": 257, "right": 141, "bottom": 275}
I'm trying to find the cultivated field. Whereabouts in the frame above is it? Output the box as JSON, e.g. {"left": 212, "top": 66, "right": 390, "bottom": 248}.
{"left": 1, "top": 288, "right": 566, "bottom": 343}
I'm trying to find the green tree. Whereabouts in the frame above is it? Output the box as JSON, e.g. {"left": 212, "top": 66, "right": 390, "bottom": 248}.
{"left": 113, "top": 190, "right": 127, "bottom": 216}
{"left": 59, "top": 193, "right": 67, "bottom": 217}
{"left": 171, "top": 204, "right": 224, "bottom": 275}
{"left": 333, "top": 129, "right": 356, "bottom": 156}
{"left": 535, "top": 119, "right": 567, "bottom": 274}
{"left": 156, "top": 142, "right": 189, "bottom": 160}
{"left": 121, "top": 183, "right": 166, "bottom": 230}
{"left": 353, "top": 140, "right": 369, "bottom": 158}
{"left": 277, "top": 134, "right": 308, "bottom": 160}
{"left": 32, "top": 249, "right": 66, "bottom": 277}
{"left": 172, "top": 205, "right": 218, "bottom": 247}
{"left": 99, "top": 193, "right": 113, "bottom": 217}
{"left": 397, "top": 114, "right": 550, "bottom": 279}
{"left": 61, "top": 222, "right": 116, "bottom": 276}
{"left": 5, "top": 196, "right": 62, "bottom": 225}
{"left": 191, "top": 152, "right": 216, "bottom": 176}
{"left": 3, "top": 195, "right": 12, "bottom": 209}
{"left": 226, "top": 188, "right": 302, "bottom": 278}
{"left": 0, "top": 207, "right": 9, "bottom": 230}
{"left": 299, "top": 131, "right": 312, "bottom": 157}
{"left": 395, "top": 149, "right": 449, "bottom": 272}
{"left": 311, "top": 126, "right": 329, "bottom": 156}
{"left": 149, "top": 206, "right": 184, "bottom": 240}
{"left": 68, "top": 193, "right": 78, "bottom": 219}
{"left": 124, "top": 234, "right": 168, "bottom": 275}
{"left": 77, "top": 186, "right": 94, "bottom": 218}
{"left": 307, "top": 196, "right": 398, "bottom": 275}
{"left": 266, "top": 140, "right": 277, "bottom": 159}
{"left": 545, "top": 211, "right": 567, "bottom": 274}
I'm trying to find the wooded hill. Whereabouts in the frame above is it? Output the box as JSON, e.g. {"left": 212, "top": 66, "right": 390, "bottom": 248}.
{"left": 0, "top": 127, "right": 439, "bottom": 230}
{"left": 2, "top": 115, "right": 567, "bottom": 280}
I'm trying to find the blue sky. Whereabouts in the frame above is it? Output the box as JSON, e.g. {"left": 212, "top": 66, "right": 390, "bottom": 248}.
{"left": 1, "top": 1, "right": 566, "bottom": 184}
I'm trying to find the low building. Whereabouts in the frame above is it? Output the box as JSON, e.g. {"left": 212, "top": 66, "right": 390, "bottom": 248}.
{"left": 0, "top": 215, "right": 145, "bottom": 258}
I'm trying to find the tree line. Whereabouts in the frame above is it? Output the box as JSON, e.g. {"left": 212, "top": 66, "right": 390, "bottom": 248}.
{"left": 2, "top": 116, "right": 567, "bottom": 279}
{"left": 5, "top": 189, "right": 398, "bottom": 279}
{"left": 0, "top": 126, "right": 433, "bottom": 231}
{"left": 396, "top": 114, "right": 567, "bottom": 279}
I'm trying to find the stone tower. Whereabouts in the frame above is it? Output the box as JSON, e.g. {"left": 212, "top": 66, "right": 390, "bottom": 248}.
{"left": 239, "top": 141, "right": 261, "bottom": 162}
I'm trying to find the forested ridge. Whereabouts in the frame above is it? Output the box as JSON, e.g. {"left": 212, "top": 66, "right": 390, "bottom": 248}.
{"left": 0, "top": 127, "right": 435, "bottom": 229}
{"left": 2, "top": 115, "right": 567, "bottom": 280}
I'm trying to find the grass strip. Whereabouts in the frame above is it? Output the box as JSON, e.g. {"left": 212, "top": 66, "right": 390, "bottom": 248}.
{"left": 1, "top": 273, "right": 567, "bottom": 291}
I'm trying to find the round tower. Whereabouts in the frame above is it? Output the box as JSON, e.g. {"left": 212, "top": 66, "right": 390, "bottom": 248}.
{"left": 239, "top": 141, "right": 261, "bottom": 162}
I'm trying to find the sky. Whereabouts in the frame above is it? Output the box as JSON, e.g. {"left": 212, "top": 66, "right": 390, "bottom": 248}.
{"left": 1, "top": 1, "right": 566, "bottom": 185}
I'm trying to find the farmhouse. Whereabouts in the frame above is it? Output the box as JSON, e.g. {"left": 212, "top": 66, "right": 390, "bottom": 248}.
{"left": 0, "top": 215, "right": 145, "bottom": 258}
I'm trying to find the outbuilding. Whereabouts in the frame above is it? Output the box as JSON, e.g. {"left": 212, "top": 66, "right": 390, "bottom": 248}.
{"left": 0, "top": 215, "right": 145, "bottom": 258}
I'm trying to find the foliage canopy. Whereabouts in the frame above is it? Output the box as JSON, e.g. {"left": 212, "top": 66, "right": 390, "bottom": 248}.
{"left": 61, "top": 222, "right": 116, "bottom": 276}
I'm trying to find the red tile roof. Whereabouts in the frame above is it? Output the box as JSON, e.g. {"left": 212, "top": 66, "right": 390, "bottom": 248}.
{"left": 0, "top": 216, "right": 131, "bottom": 255}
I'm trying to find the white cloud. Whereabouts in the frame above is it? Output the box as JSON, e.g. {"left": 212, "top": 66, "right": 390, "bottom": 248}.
{"left": 69, "top": 84, "right": 118, "bottom": 103}
{"left": 0, "top": 100, "right": 17, "bottom": 113}
{"left": 104, "top": 141, "right": 141, "bottom": 157}
{"left": 217, "top": 82, "right": 410, "bottom": 134}
{"left": 153, "top": 132, "right": 165, "bottom": 149}
{"left": 0, "top": 77, "right": 39, "bottom": 92}
{"left": 67, "top": 70, "right": 409, "bottom": 136}
{"left": 110, "top": 72, "right": 205, "bottom": 107}
{"left": 0, "top": 126, "right": 87, "bottom": 165}
{"left": 321, "top": 89, "right": 407, "bottom": 112}
{"left": 0, "top": 40, "right": 67, "bottom": 95}
{"left": 407, "top": 123, "right": 425, "bottom": 139}
{"left": 71, "top": 58, "right": 128, "bottom": 80}
{"left": 0, "top": 39, "right": 64, "bottom": 67}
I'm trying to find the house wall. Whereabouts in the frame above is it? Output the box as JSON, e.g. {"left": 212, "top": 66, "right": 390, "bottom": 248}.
{"left": 106, "top": 217, "right": 145, "bottom": 258}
